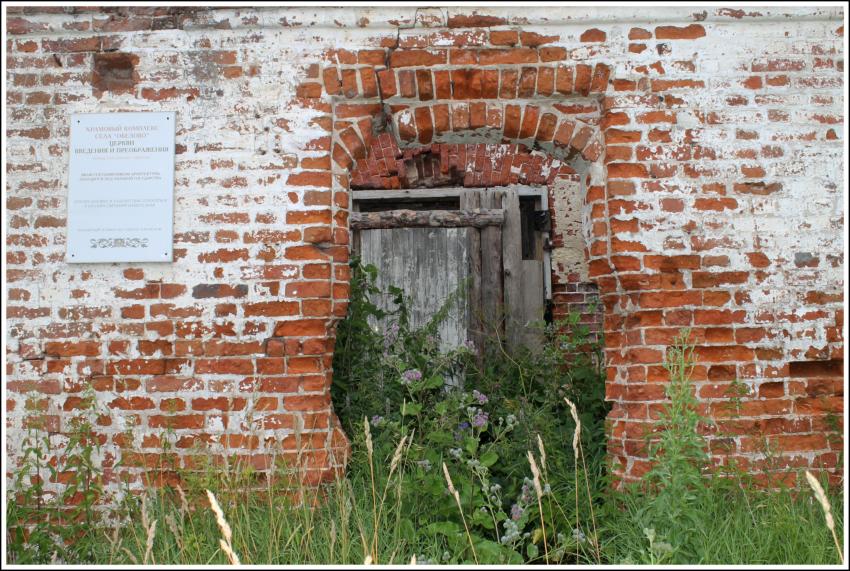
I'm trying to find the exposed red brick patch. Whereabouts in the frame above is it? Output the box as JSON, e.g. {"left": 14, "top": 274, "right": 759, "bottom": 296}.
{"left": 655, "top": 24, "right": 706, "bottom": 39}
{"left": 92, "top": 52, "right": 139, "bottom": 97}
{"left": 580, "top": 28, "right": 606, "bottom": 42}
{"left": 447, "top": 14, "right": 507, "bottom": 28}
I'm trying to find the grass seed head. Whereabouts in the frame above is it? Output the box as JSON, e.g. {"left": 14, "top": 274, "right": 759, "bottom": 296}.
{"left": 219, "top": 539, "right": 241, "bottom": 565}
{"left": 206, "top": 489, "right": 233, "bottom": 544}
{"left": 527, "top": 451, "right": 544, "bottom": 499}
{"left": 805, "top": 470, "right": 835, "bottom": 530}
{"left": 363, "top": 416, "right": 374, "bottom": 458}
{"left": 389, "top": 435, "right": 407, "bottom": 475}
{"left": 442, "top": 462, "right": 459, "bottom": 498}
{"left": 564, "top": 397, "right": 581, "bottom": 456}
{"left": 537, "top": 433, "right": 547, "bottom": 474}
{"left": 143, "top": 520, "right": 157, "bottom": 565}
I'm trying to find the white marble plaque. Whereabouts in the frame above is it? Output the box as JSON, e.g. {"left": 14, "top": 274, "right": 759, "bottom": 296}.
{"left": 66, "top": 112, "right": 175, "bottom": 263}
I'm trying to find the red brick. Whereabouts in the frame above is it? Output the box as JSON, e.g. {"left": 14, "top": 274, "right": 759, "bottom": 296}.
{"left": 552, "top": 120, "right": 575, "bottom": 147}
{"left": 44, "top": 341, "right": 100, "bottom": 357}
{"left": 398, "top": 70, "right": 416, "bottom": 98}
{"left": 573, "top": 64, "right": 593, "bottom": 96}
{"left": 414, "top": 106, "right": 434, "bottom": 143}
{"left": 490, "top": 30, "right": 518, "bottom": 46}
{"left": 447, "top": 14, "right": 507, "bottom": 28}
{"left": 503, "top": 104, "right": 522, "bottom": 139}
{"left": 655, "top": 24, "right": 706, "bottom": 40}
{"left": 286, "top": 171, "right": 332, "bottom": 188}
{"left": 518, "top": 105, "right": 540, "bottom": 139}
{"left": 539, "top": 47, "right": 568, "bottom": 62}
{"left": 580, "top": 28, "right": 606, "bottom": 42}
{"left": 499, "top": 69, "right": 518, "bottom": 98}
{"left": 274, "top": 319, "right": 328, "bottom": 337}
{"left": 244, "top": 301, "right": 300, "bottom": 317}
{"left": 518, "top": 66, "right": 537, "bottom": 98}
{"left": 389, "top": 49, "right": 446, "bottom": 68}
{"left": 377, "top": 69, "right": 397, "bottom": 98}
{"left": 478, "top": 48, "right": 538, "bottom": 65}
{"left": 433, "top": 70, "right": 452, "bottom": 99}
{"left": 629, "top": 27, "right": 652, "bottom": 40}
{"left": 478, "top": 69, "right": 499, "bottom": 99}
{"left": 608, "top": 163, "right": 649, "bottom": 179}
{"left": 520, "top": 31, "right": 558, "bottom": 47}
{"left": 149, "top": 415, "right": 205, "bottom": 430}
{"left": 415, "top": 69, "right": 434, "bottom": 101}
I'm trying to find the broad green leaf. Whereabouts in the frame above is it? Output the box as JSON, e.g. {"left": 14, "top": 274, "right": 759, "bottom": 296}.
{"left": 422, "top": 375, "right": 444, "bottom": 389}
{"left": 424, "top": 521, "right": 462, "bottom": 536}
{"left": 401, "top": 402, "right": 422, "bottom": 416}
{"left": 480, "top": 449, "right": 499, "bottom": 467}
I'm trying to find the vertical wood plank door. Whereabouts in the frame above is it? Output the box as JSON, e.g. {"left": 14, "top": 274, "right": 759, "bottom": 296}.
{"left": 359, "top": 227, "right": 471, "bottom": 353}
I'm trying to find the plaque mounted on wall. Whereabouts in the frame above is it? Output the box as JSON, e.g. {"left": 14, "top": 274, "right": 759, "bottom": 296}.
{"left": 66, "top": 111, "right": 175, "bottom": 263}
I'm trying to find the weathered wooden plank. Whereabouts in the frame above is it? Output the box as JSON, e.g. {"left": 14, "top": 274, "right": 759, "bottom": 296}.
{"left": 352, "top": 189, "right": 463, "bottom": 201}
{"left": 352, "top": 187, "right": 546, "bottom": 202}
{"left": 480, "top": 191, "right": 503, "bottom": 340}
{"left": 486, "top": 185, "right": 547, "bottom": 199}
{"left": 501, "top": 187, "right": 524, "bottom": 353}
{"left": 461, "top": 189, "right": 483, "bottom": 360}
{"left": 518, "top": 259, "right": 545, "bottom": 350}
{"left": 350, "top": 208, "right": 504, "bottom": 230}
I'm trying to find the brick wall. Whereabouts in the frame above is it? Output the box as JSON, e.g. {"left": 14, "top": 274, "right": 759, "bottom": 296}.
{"left": 4, "top": 6, "right": 845, "bottom": 498}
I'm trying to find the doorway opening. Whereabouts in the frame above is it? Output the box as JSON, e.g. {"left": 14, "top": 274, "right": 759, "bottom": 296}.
{"left": 350, "top": 186, "right": 553, "bottom": 358}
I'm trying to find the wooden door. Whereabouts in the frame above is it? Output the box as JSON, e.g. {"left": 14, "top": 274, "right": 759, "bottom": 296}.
{"left": 351, "top": 187, "right": 550, "bottom": 356}
{"left": 359, "top": 226, "right": 471, "bottom": 353}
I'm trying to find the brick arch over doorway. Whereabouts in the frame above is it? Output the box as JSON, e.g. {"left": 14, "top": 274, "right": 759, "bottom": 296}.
{"left": 299, "top": 52, "right": 631, "bottom": 477}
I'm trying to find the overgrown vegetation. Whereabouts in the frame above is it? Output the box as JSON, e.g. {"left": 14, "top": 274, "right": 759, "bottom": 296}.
{"left": 5, "top": 260, "right": 845, "bottom": 565}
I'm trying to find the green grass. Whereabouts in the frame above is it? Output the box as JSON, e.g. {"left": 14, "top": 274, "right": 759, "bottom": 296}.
{"left": 7, "top": 407, "right": 844, "bottom": 566}
{"left": 599, "top": 475, "right": 844, "bottom": 565}
{"left": 5, "top": 265, "right": 845, "bottom": 565}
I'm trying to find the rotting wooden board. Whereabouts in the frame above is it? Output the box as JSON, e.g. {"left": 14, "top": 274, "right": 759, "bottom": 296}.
{"left": 479, "top": 191, "right": 503, "bottom": 339}
{"left": 352, "top": 189, "right": 465, "bottom": 201}
{"left": 351, "top": 187, "right": 548, "bottom": 202}
{"left": 351, "top": 208, "right": 504, "bottom": 230}
{"left": 500, "top": 188, "right": 524, "bottom": 352}
{"left": 518, "top": 259, "right": 545, "bottom": 350}
{"left": 461, "top": 189, "right": 483, "bottom": 360}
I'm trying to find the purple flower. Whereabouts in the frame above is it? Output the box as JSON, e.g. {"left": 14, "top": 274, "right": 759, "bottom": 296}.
{"left": 511, "top": 504, "right": 524, "bottom": 521}
{"left": 472, "top": 390, "right": 488, "bottom": 404}
{"left": 401, "top": 369, "right": 422, "bottom": 385}
{"left": 458, "top": 421, "right": 471, "bottom": 431}
{"left": 472, "top": 410, "right": 489, "bottom": 428}
{"left": 370, "top": 415, "right": 383, "bottom": 427}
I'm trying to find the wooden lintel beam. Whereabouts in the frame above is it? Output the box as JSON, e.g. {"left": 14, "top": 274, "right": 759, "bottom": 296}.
{"left": 350, "top": 209, "right": 504, "bottom": 230}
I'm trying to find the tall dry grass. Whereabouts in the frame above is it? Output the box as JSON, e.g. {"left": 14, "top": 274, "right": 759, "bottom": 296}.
{"left": 805, "top": 470, "right": 844, "bottom": 564}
